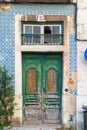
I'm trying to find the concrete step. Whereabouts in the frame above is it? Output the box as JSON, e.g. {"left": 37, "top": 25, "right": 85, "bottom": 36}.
{"left": 4, "top": 127, "right": 74, "bottom": 130}
{"left": 10, "top": 128, "right": 57, "bottom": 130}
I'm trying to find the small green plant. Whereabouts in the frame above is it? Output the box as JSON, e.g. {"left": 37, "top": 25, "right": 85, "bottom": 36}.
{"left": 0, "top": 66, "right": 16, "bottom": 128}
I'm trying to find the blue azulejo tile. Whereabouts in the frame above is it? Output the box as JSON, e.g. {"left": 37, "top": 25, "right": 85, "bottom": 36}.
{"left": 0, "top": 4, "right": 76, "bottom": 86}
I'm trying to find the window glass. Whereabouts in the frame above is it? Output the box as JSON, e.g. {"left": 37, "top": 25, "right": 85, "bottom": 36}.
{"left": 24, "top": 26, "right": 32, "bottom": 34}
{"left": 22, "top": 23, "right": 63, "bottom": 45}
{"left": 33, "top": 26, "right": 41, "bottom": 43}
{"left": 52, "top": 26, "right": 60, "bottom": 34}
{"left": 33, "top": 26, "right": 40, "bottom": 34}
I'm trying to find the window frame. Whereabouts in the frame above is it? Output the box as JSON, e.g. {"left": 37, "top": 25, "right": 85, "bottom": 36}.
{"left": 22, "top": 21, "right": 64, "bottom": 45}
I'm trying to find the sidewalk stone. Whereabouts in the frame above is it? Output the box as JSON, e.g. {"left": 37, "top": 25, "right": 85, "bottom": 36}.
{"left": 10, "top": 127, "right": 56, "bottom": 130}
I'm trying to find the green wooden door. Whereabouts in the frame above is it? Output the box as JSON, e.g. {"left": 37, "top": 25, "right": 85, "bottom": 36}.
{"left": 22, "top": 54, "right": 62, "bottom": 125}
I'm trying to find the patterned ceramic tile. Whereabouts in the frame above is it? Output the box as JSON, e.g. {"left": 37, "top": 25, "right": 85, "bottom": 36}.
{"left": 0, "top": 4, "right": 76, "bottom": 85}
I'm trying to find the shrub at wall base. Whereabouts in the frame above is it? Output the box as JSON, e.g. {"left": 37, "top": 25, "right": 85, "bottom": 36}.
{"left": 0, "top": 66, "right": 17, "bottom": 128}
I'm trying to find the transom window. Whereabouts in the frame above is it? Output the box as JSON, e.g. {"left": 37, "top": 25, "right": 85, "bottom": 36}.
{"left": 22, "top": 22, "right": 64, "bottom": 45}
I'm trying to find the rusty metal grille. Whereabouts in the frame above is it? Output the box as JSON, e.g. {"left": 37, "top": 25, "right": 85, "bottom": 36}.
{"left": 22, "top": 22, "right": 64, "bottom": 45}
{"left": 22, "top": 34, "right": 63, "bottom": 45}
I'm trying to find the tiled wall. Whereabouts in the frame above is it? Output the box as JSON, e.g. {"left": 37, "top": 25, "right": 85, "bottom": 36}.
{"left": 0, "top": 4, "right": 76, "bottom": 85}
{"left": 69, "top": 34, "right": 77, "bottom": 78}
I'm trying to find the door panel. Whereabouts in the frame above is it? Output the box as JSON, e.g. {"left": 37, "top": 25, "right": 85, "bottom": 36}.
{"left": 23, "top": 55, "right": 42, "bottom": 124}
{"left": 22, "top": 54, "right": 62, "bottom": 125}
{"left": 42, "top": 55, "right": 62, "bottom": 124}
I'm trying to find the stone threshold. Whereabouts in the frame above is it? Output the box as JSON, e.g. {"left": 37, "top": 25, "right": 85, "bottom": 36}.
{"left": 4, "top": 126, "right": 75, "bottom": 130}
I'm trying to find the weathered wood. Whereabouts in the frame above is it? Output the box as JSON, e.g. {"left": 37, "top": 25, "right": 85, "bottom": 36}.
{"left": 47, "top": 69, "right": 56, "bottom": 92}
{"left": 15, "top": 0, "right": 69, "bottom": 3}
{"left": 23, "top": 54, "right": 62, "bottom": 125}
{"left": 28, "top": 69, "right": 36, "bottom": 93}
{"left": 0, "top": 0, "right": 73, "bottom": 3}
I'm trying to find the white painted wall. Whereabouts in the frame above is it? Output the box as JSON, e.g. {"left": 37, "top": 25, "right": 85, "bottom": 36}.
{"left": 77, "top": 0, "right": 87, "bottom": 129}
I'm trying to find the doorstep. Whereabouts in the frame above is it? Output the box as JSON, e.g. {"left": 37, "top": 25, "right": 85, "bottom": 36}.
{"left": 4, "top": 126, "right": 74, "bottom": 130}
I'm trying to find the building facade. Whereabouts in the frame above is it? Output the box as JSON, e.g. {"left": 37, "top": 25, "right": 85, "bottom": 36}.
{"left": 77, "top": 0, "right": 87, "bottom": 130}
{"left": 0, "top": 0, "right": 87, "bottom": 129}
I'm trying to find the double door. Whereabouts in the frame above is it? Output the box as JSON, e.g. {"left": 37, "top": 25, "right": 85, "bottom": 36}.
{"left": 22, "top": 54, "right": 62, "bottom": 125}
